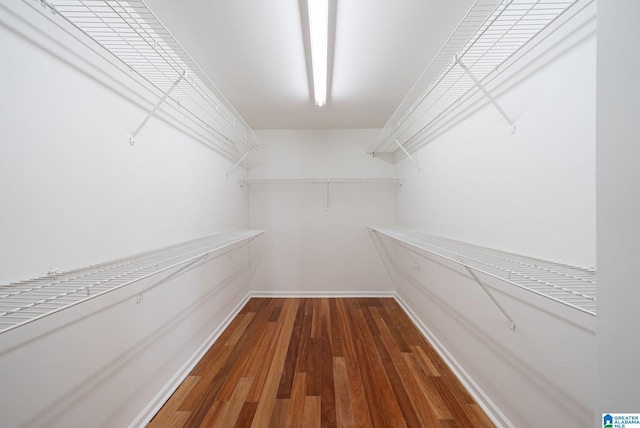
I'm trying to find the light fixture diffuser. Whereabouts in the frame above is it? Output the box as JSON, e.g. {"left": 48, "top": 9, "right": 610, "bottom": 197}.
{"left": 308, "top": 0, "right": 328, "bottom": 106}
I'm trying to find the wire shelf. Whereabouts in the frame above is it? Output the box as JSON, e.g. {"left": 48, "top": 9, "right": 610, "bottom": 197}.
{"left": 368, "top": 0, "right": 580, "bottom": 159}
{"left": 0, "top": 230, "right": 264, "bottom": 334}
{"left": 238, "top": 177, "right": 405, "bottom": 186}
{"left": 371, "top": 225, "right": 596, "bottom": 316}
{"left": 31, "top": 0, "right": 259, "bottom": 161}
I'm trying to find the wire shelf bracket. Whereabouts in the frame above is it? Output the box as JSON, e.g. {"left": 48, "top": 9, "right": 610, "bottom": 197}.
{"left": 393, "top": 137, "right": 420, "bottom": 171}
{"left": 226, "top": 150, "right": 251, "bottom": 178}
{"left": 460, "top": 256, "right": 516, "bottom": 331}
{"left": 130, "top": 71, "right": 185, "bottom": 146}
{"left": 455, "top": 56, "right": 516, "bottom": 134}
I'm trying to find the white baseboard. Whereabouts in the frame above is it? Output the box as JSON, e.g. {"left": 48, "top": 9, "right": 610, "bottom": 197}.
{"left": 393, "top": 293, "right": 513, "bottom": 428}
{"left": 129, "top": 291, "right": 252, "bottom": 428}
{"left": 250, "top": 290, "right": 395, "bottom": 298}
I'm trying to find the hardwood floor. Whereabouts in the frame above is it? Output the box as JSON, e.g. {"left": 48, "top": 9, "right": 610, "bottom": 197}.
{"left": 148, "top": 298, "right": 495, "bottom": 427}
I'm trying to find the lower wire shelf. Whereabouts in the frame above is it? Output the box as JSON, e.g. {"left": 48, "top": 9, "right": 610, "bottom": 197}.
{"left": 370, "top": 225, "right": 596, "bottom": 317}
{"left": 0, "top": 230, "right": 264, "bottom": 334}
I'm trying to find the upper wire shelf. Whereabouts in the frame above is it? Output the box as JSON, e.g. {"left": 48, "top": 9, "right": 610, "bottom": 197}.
{"left": 368, "top": 0, "right": 580, "bottom": 160}
{"left": 32, "top": 0, "right": 259, "bottom": 161}
{"left": 371, "top": 225, "right": 596, "bottom": 316}
{"left": 0, "top": 230, "right": 264, "bottom": 334}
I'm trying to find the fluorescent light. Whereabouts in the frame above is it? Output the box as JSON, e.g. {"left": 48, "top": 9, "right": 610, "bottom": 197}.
{"left": 308, "top": 0, "right": 328, "bottom": 106}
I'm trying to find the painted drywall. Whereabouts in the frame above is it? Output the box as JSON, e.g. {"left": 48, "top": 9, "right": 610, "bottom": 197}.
{"left": 396, "top": 2, "right": 596, "bottom": 270}
{"left": 596, "top": 0, "right": 640, "bottom": 423}
{"left": 0, "top": 2, "right": 252, "bottom": 427}
{"left": 392, "top": 1, "right": 597, "bottom": 427}
{"left": 247, "top": 129, "right": 396, "bottom": 294}
{"left": 0, "top": 2, "right": 248, "bottom": 285}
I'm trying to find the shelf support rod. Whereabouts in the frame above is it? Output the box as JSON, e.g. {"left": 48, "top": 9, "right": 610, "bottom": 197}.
{"left": 130, "top": 71, "right": 185, "bottom": 145}
{"left": 459, "top": 257, "right": 516, "bottom": 332}
{"left": 400, "top": 245, "right": 422, "bottom": 272}
{"left": 456, "top": 57, "right": 516, "bottom": 134}
{"left": 226, "top": 150, "right": 251, "bottom": 178}
{"left": 393, "top": 137, "right": 420, "bottom": 171}
{"left": 326, "top": 178, "right": 330, "bottom": 210}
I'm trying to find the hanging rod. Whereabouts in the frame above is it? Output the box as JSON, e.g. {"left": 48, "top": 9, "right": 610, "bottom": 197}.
{"left": 29, "top": 0, "right": 260, "bottom": 161}
{"left": 238, "top": 177, "right": 405, "bottom": 186}
{"left": 368, "top": 0, "right": 584, "bottom": 159}
{"left": 238, "top": 178, "right": 404, "bottom": 210}
{"left": 0, "top": 230, "right": 265, "bottom": 334}
{"left": 370, "top": 225, "right": 596, "bottom": 316}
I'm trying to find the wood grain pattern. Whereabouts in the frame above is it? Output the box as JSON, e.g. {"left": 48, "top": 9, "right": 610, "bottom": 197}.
{"left": 148, "top": 298, "right": 495, "bottom": 428}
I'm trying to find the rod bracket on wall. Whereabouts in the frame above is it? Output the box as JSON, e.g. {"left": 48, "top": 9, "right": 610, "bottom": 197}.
{"left": 456, "top": 56, "right": 516, "bottom": 134}
{"left": 129, "top": 71, "right": 185, "bottom": 146}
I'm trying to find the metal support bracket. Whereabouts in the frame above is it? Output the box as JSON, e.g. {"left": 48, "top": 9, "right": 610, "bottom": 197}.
{"left": 393, "top": 137, "right": 420, "bottom": 171}
{"left": 130, "top": 71, "right": 185, "bottom": 145}
{"left": 326, "top": 179, "right": 330, "bottom": 211}
{"left": 400, "top": 245, "right": 422, "bottom": 272}
{"left": 459, "top": 257, "right": 516, "bottom": 332}
{"left": 456, "top": 57, "right": 516, "bottom": 134}
{"left": 226, "top": 150, "right": 251, "bottom": 178}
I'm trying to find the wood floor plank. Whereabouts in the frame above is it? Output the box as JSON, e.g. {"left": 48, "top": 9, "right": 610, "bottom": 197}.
{"left": 277, "top": 299, "right": 306, "bottom": 399}
{"left": 284, "top": 371, "right": 307, "bottom": 428}
{"left": 147, "top": 376, "right": 199, "bottom": 427}
{"left": 215, "top": 377, "right": 253, "bottom": 427}
{"left": 338, "top": 300, "right": 372, "bottom": 428}
{"left": 305, "top": 338, "right": 322, "bottom": 396}
{"left": 354, "top": 338, "right": 389, "bottom": 428}
{"left": 333, "top": 357, "right": 356, "bottom": 428}
{"left": 225, "top": 312, "right": 255, "bottom": 347}
{"left": 319, "top": 318, "right": 337, "bottom": 428}
{"left": 181, "top": 301, "right": 271, "bottom": 425}
{"left": 234, "top": 402, "right": 258, "bottom": 428}
{"left": 155, "top": 411, "right": 191, "bottom": 428}
{"left": 177, "top": 345, "right": 233, "bottom": 412}
{"left": 247, "top": 309, "right": 287, "bottom": 402}
{"left": 374, "top": 314, "right": 440, "bottom": 427}
{"left": 372, "top": 329, "right": 421, "bottom": 427}
{"left": 269, "top": 399, "right": 290, "bottom": 428}
{"left": 295, "top": 313, "right": 312, "bottom": 369}
{"left": 430, "top": 376, "right": 476, "bottom": 426}
{"left": 200, "top": 400, "right": 226, "bottom": 428}
{"left": 216, "top": 326, "right": 264, "bottom": 401}
{"left": 303, "top": 396, "right": 321, "bottom": 428}
{"left": 464, "top": 404, "right": 496, "bottom": 427}
{"left": 402, "top": 346, "right": 454, "bottom": 420}
{"left": 330, "top": 299, "right": 345, "bottom": 358}
{"left": 149, "top": 298, "right": 494, "bottom": 428}
{"left": 251, "top": 298, "right": 300, "bottom": 428}
{"left": 353, "top": 307, "right": 406, "bottom": 428}
{"left": 412, "top": 345, "right": 441, "bottom": 377}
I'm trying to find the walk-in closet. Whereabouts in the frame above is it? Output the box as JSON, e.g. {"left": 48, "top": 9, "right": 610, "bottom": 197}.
{"left": 1, "top": 0, "right": 638, "bottom": 427}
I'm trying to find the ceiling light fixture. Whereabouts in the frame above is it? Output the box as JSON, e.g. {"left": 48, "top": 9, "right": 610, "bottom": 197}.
{"left": 308, "top": 0, "right": 328, "bottom": 107}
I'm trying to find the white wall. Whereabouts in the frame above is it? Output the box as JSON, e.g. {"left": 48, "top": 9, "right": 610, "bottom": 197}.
{"left": 396, "top": 2, "right": 596, "bottom": 269}
{"left": 248, "top": 129, "right": 396, "bottom": 294}
{"left": 0, "top": 2, "right": 251, "bottom": 427}
{"left": 392, "top": 1, "right": 597, "bottom": 427}
{"left": 596, "top": 0, "right": 640, "bottom": 423}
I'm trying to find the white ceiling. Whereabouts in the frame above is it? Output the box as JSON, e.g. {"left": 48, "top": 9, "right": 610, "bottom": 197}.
{"left": 144, "top": 0, "right": 475, "bottom": 130}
